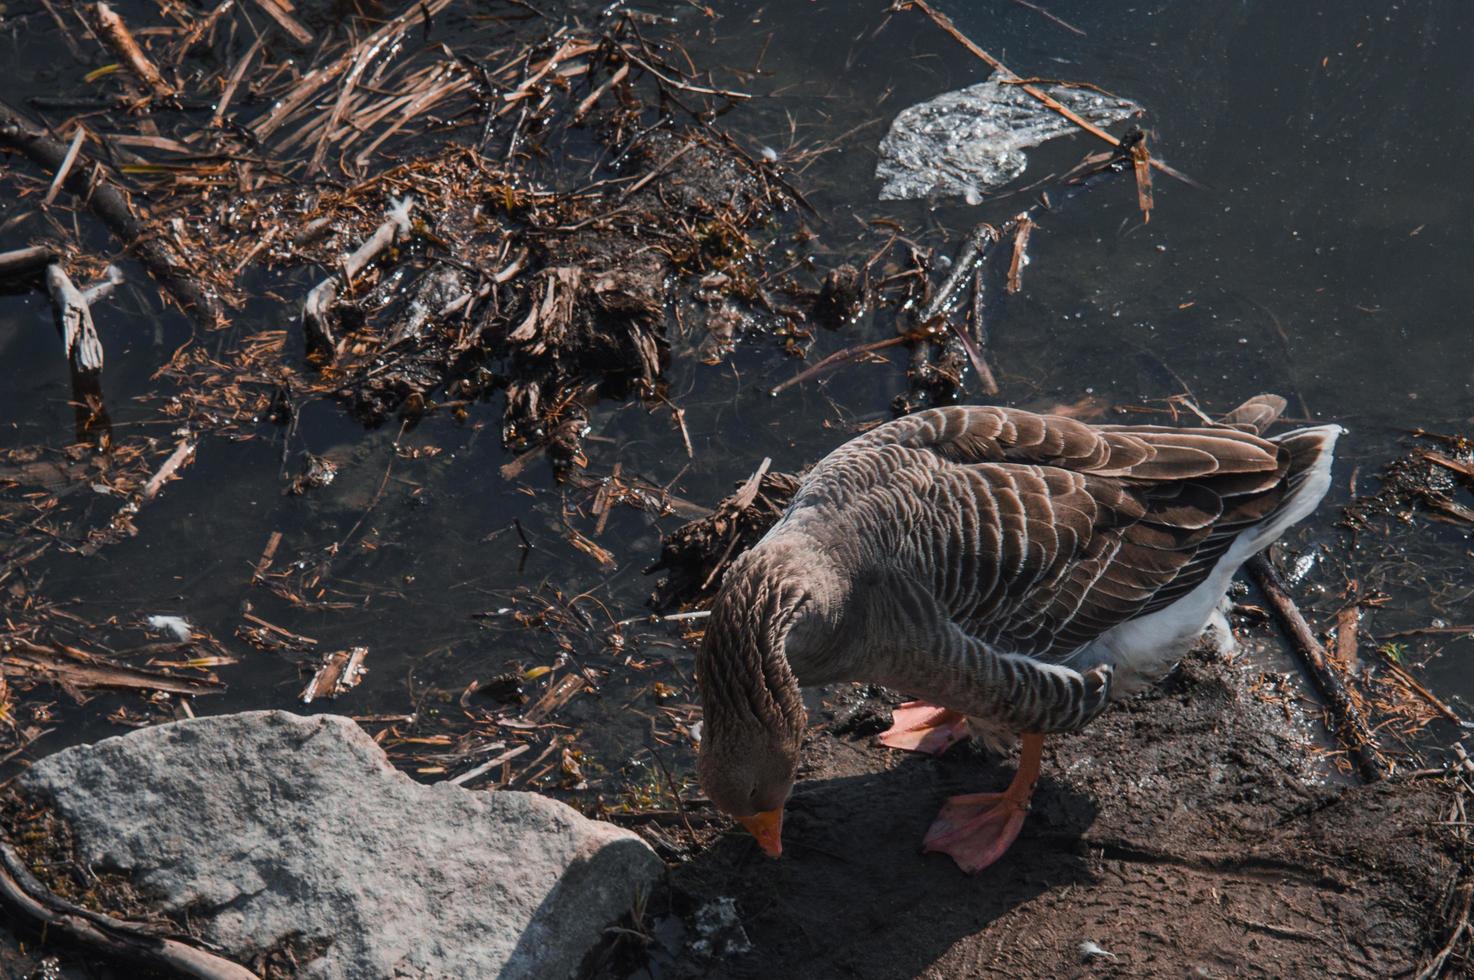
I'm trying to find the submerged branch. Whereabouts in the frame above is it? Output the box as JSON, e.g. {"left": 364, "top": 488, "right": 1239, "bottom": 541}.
{"left": 0, "top": 100, "right": 222, "bottom": 326}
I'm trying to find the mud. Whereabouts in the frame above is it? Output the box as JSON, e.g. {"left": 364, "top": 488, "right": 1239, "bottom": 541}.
{"left": 624, "top": 645, "right": 1465, "bottom": 979}
{"left": 620, "top": 469, "right": 1469, "bottom": 978}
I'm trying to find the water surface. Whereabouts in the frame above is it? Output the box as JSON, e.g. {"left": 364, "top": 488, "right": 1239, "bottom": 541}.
{"left": 2, "top": 0, "right": 1472, "bottom": 807}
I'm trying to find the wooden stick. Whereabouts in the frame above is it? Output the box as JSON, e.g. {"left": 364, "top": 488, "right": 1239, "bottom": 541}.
{"left": 44, "top": 264, "right": 104, "bottom": 377}
{"left": 302, "top": 196, "right": 414, "bottom": 355}
{"left": 0, "top": 99, "right": 223, "bottom": 326}
{"left": 0, "top": 245, "right": 57, "bottom": 281}
{"left": 1247, "top": 555, "right": 1389, "bottom": 782}
{"left": 141, "top": 438, "right": 196, "bottom": 500}
{"left": 247, "top": 0, "right": 313, "bottom": 46}
{"left": 1005, "top": 216, "right": 1033, "bottom": 294}
{"left": 93, "top": 2, "right": 176, "bottom": 100}
{"left": 42, "top": 127, "right": 86, "bottom": 206}
{"left": 769, "top": 335, "right": 910, "bottom": 396}
{"left": 966, "top": 267, "right": 1000, "bottom": 395}
{"left": 4, "top": 638, "right": 224, "bottom": 698}
{"left": 300, "top": 646, "right": 368, "bottom": 703}
{"left": 0, "top": 838, "right": 256, "bottom": 979}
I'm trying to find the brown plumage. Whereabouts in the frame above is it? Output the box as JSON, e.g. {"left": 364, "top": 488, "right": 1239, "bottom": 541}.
{"left": 696, "top": 395, "right": 1341, "bottom": 870}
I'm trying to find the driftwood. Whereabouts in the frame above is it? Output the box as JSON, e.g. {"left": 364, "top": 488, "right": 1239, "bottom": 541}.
{"left": 299, "top": 646, "right": 368, "bottom": 703}
{"left": 0, "top": 245, "right": 57, "bottom": 281}
{"left": 44, "top": 264, "right": 104, "bottom": 377}
{"left": 2, "top": 637, "right": 224, "bottom": 698}
{"left": 141, "top": 438, "right": 196, "bottom": 501}
{"left": 302, "top": 196, "right": 415, "bottom": 355}
{"left": 1247, "top": 554, "right": 1390, "bottom": 782}
{"left": 0, "top": 99, "right": 222, "bottom": 326}
{"left": 81, "top": 436, "right": 198, "bottom": 554}
{"left": 93, "top": 2, "right": 175, "bottom": 100}
{"left": 0, "top": 837, "right": 255, "bottom": 980}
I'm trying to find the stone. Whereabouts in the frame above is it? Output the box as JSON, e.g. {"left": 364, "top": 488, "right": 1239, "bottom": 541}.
{"left": 19, "top": 710, "right": 663, "bottom": 980}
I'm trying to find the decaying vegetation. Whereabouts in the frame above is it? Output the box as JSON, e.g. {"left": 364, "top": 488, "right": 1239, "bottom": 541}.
{"left": 2, "top": 0, "right": 1473, "bottom": 975}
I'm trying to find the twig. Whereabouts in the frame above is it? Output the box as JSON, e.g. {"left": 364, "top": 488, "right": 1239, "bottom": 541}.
{"left": 302, "top": 195, "right": 414, "bottom": 355}
{"left": 1247, "top": 555, "right": 1389, "bottom": 782}
{"left": 1415, "top": 880, "right": 1472, "bottom": 980}
{"left": 1008, "top": 0, "right": 1086, "bottom": 36}
{"left": 0, "top": 99, "right": 223, "bottom": 325}
{"left": 141, "top": 438, "right": 196, "bottom": 501}
{"left": 619, "top": 46, "right": 750, "bottom": 101}
{"left": 1131, "top": 134, "right": 1154, "bottom": 222}
{"left": 4, "top": 638, "right": 224, "bottom": 698}
{"left": 248, "top": 0, "right": 313, "bottom": 45}
{"left": 899, "top": 0, "right": 1191, "bottom": 185}
{"left": 251, "top": 530, "right": 283, "bottom": 584}
{"left": 250, "top": 0, "right": 456, "bottom": 140}
{"left": 444, "top": 743, "right": 529, "bottom": 787}
{"left": 42, "top": 126, "right": 86, "bottom": 206}
{"left": 211, "top": 35, "right": 263, "bottom": 127}
{"left": 575, "top": 62, "right": 630, "bottom": 120}
{"left": 1005, "top": 215, "right": 1033, "bottom": 293}
{"left": 0, "top": 838, "right": 256, "bottom": 980}
{"left": 919, "top": 221, "right": 1003, "bottom": 395}
{"left": 299, "top": 647, "right": 368, "bottom": 703}
{"left": 967, "top": 267, "right": 1000, "bottom": 395}
{"left": 769, "top": 335, "right": 909, "bottom": 396}
{"left": 93, "top": 2, "right": 175, "bottom": 100}
{"left": 647, "top": 744, "right": 695, "bottom": 840}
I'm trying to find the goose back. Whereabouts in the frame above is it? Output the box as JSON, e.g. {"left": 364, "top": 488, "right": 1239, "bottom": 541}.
{"left": 771, "top": 404, "right": 1337, "bottom": 674}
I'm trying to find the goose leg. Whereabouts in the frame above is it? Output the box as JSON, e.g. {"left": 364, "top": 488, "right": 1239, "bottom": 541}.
{"left": 878, "top": 701, "right": 971, "bottom": 755}
{"left": 922, "top": 733, "right": 1043, "bottom": 873}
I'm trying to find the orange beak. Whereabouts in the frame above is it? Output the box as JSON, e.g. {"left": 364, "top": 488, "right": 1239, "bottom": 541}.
{"left": 737, "top": 808, "right": 784, "bottom": 858}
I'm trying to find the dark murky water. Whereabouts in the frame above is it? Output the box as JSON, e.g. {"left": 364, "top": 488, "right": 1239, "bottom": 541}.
{"left": 3, "top": 0, "right": 1473, "bottom": 806}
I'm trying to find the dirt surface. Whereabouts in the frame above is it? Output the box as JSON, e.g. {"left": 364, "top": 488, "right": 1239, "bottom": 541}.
{"left": 629, "top": 643, "right": 1466, "bottom": 979}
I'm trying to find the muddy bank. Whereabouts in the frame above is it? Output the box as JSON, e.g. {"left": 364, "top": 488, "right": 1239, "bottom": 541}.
{"left": 625, "top": 643, "right": 1466, "bottom": 978}
{"left": 2, "top": 638, "right": 1464, "bottom": 979}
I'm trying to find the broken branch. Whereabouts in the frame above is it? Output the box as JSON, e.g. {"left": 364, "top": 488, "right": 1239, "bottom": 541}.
{"left": 93, "top": 2, "right": 176, "bottom": 100}
{"left": 0, "top": 99, "right": 223, "bottom": 326}
{"left": 1247, "top": 555, "right": 1389, "bottom": 782}
{"left": 44, "top": 264, "right": 104, "bottom": 377}
{"left": 0, "top": 838, "right": 256, "bottom": 980}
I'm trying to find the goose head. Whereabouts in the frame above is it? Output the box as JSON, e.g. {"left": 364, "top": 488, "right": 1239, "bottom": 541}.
{"left": 695, "top": 544, "right": 819, "bottom": 857}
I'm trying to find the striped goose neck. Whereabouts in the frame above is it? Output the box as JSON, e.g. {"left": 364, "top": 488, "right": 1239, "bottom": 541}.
{"left": 698, "top": 550, "right": 811, "bottom": 737}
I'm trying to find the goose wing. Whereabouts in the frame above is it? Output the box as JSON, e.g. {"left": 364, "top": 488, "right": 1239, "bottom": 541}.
{"left": 819, "top": 404, "right": 1294, "bottom": 659}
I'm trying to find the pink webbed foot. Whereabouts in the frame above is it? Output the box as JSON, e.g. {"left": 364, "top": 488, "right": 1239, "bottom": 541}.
{"left": 922, "top": 791, "right": 1029, "bottom": 873}
{"left": 922, "top": 733, "right": 1045, "bottom": 874}
{"left": 878, "top": 701, "right": 971, "bottom": 756}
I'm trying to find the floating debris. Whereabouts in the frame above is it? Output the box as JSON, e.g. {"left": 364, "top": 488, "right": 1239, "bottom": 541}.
{"left": 144, "top": 615, "right": 193, "bottom": 643}
{"left": 300, "top": 647, "right": 369, "bottom": 704}
{"left": 875, "top": 77, "right": 1142, "bottom": 201}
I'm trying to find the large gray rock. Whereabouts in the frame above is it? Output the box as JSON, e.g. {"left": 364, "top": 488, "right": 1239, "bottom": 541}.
{"left": 19, "top": 710, "right": 663, "bottom": 979}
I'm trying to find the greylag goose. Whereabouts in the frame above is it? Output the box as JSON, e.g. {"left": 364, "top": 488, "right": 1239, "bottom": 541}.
{"left": 696, "top": 395, "right": 1339, "bottom": 872}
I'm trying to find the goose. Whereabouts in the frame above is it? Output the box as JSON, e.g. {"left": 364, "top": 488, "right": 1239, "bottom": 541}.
{"left": 695, "top": 395, "right": 1339, "bottom": 872}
